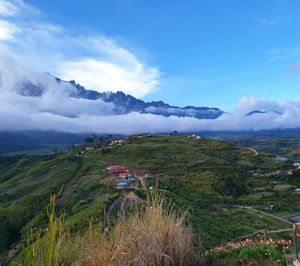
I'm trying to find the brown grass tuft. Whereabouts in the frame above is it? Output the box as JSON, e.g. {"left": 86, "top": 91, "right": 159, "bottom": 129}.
{"left": 79, "top": 192, "right": 197, "bottom": 266}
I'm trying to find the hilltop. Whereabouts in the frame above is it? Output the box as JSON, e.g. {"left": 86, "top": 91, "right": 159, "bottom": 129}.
{"left": 0, "top": 136, "right": 299, "bottom": 264}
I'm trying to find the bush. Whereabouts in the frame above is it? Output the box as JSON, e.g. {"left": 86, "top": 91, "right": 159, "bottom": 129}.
{"left": 209, "top": 240, "right": 290, "bottom": 266}
{"left": 0, "top": 213, "right": 16, "bottom": 251}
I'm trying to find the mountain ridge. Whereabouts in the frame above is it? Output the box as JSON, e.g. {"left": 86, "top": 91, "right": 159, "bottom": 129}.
{"left": 69, "top": 79, "right": 225, "bottom": 119}
{"left": 13, "top": 74, "right": 288, "bottom": 122}
{"left": 19, "top": 76, "right": 224, "bottom": 119}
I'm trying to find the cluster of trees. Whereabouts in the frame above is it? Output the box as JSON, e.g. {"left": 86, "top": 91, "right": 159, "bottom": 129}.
{"left": 85, "top": 134, "right": 113, "bottom": 149}
{"left": 0, "top": 212, "right": 17, "bottom": 252}
{"left": 219, "top": 174, "right": 249, "bottom": 197}
{"left": 0, "top": 155, "right": 24, "bottom": 164}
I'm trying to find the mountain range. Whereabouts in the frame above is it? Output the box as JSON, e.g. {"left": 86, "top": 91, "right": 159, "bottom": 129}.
{"left": 245, "top": 110, "right": 282, "bottom": 116}
{"left": 19, "top": 77, "right": 224, "bottom": 120}
{"left": 19, "top": 76, "right": 286, "bottom": 121}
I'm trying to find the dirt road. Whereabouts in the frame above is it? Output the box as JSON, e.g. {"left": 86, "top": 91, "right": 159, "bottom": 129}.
{"left": 134, "top": 172, "right": 147, "bottom": 189}
{"left": 247, "top": 147, "right": 259, "bottom": 156}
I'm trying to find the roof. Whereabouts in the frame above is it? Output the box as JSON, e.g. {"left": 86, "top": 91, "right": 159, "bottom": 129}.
{"left": 119, "top": 173, "right": 130, "bottom": 178}
{"left": 264, "top": 204, "right": 275, "bottom": 209}
{"left": 116, "top": 182, "right": 130, "bottom": 187}
{"left": 290, "top": 216, "right": 300, "bottom": 223}
{"left": 106, "top": 166, "right": 129, "bottom": 172}
{"left": 145, "top": 173, "right": 154, "bottom": 178}
{"left": 117, "top": 182, "right": 128, "bottom": 185}
{"left": 107, "top": 165, "right": 121, "bottom": 170}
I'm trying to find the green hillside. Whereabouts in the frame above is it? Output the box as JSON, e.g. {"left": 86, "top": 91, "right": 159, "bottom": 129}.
{"left": 0, "top": 136, "right": 298, "bottom": 263}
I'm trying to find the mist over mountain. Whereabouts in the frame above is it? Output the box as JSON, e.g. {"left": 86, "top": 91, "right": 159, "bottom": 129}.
{"left": 0, "top": 52, "right": 300, "bottom": 135}
{"left": 20, "top": 77, "right": 224, "bottom": 120}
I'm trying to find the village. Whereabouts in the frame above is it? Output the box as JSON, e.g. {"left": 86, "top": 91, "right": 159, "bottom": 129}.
{"left": 76, "top": 133, "right": 204, "bottom": 191}
{"left": 78, "top": 132, "right": 206, "bottom": 154}
{"left": 77, "top": 133, "right": 300, "bottom": 225}
{"left": 78, "top": 133, "right": 300, "bottom": 189}
{"left": 104, "top": 165, "right": 165, "bottom": 191}
{"left": 248, "top": 160, "right": 300, "bottom": 193}
{"left": 75, "top": 133, "right": 153, "bottom": 156}
{"left": 248, "top": 163, "right": 299, "bottom": 179}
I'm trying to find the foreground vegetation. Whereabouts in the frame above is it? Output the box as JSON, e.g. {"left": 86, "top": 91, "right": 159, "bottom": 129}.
{"left": 15, "top": 193, "right": 199, "bottom": 266}
{"left": 13, "top": 193, "right": 291, "bottom": 266}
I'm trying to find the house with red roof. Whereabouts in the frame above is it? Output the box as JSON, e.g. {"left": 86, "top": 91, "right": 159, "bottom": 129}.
{"left": 106, "top": 166, "right": 129, "bottom": 173}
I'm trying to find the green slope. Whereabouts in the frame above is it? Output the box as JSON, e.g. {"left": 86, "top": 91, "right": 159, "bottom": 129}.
{"left": 0, "top": 136, "right": 296, "bottom": 262}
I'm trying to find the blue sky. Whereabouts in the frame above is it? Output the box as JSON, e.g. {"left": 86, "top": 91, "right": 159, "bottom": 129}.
{"left": 2, "top": 0, "right": 300, "bottom": 111}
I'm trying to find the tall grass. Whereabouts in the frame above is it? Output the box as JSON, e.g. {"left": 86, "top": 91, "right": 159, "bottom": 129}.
{"left": 15, "top": 192, "right": 199, "bottom": 266}
{"left": 80, "top": 193, "right": 197, "bottom": 266}
{"left": 15, "top": 194, "right": 66, "bottom": 266}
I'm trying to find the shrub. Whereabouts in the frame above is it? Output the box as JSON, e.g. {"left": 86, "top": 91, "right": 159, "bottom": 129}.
{"left": 208, "top": 238, "right": 291, "bottom": 265}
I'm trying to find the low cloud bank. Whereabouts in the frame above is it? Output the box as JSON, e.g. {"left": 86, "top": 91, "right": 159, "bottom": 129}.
{"left": 0, "top": 48, "right": 300, "bottom": 134}
{"left": 1, "top": 98, "right": 299, "bottom": 134}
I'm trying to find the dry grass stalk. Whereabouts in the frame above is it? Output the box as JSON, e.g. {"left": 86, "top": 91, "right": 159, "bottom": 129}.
{"left": 81, "top": 192, "right": 196, "bottom": 266}
{"left": 15, "top": 192, "right": 198, "bottom": 266}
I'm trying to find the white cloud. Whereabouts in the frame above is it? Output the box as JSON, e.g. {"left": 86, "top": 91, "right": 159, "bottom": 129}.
{"left": 0, "top": 20, "right": 20, "bottom": 41}
{"left": 1, "top": 96, "right": 300, "bottom": 134}
{"left": 235, "top": 97, "right": 282, "bottom": 114}
{"left": 0, "top": 0, "right": 19, "bottom": 17}
{"left": 60, "top": 58, "right": 159, "bottom": 98}
{"left": 0, "top": 55, "right": 300, "bottom": 134}
{"left": 0, "top": 57, "right": 117, "bottom": 134}
{"left": 0, "top": 0, "right": 160, "bottom": 98}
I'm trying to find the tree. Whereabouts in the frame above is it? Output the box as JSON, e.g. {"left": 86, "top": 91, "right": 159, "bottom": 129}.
{"left": 92, "top": 134, "right": 97, "bottom": 143}
{"left": 53, "top": 147, "right": 59, "bottom": 154}
{"left": 0, "top": 213, "right": 15, "bottom": 251}
{"left": 97, "top": 136, "right": 105, "bottom": 148}
{"left": 85, "top": 137, "right": 94, "bottom": 144}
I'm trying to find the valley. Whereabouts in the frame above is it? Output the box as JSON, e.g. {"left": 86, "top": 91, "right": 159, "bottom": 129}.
{"left": 1, "top": 135, "right": 300, "bottom": 264}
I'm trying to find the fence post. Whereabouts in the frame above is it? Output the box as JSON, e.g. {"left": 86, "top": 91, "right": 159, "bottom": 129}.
{"left": 263, "top": 229, "right": 268, "bottom": 242}
{"left": 293, "top": 227, "right": 299, "bottom": 260}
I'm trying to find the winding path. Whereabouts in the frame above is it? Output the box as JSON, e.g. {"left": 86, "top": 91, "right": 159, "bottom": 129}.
{"left": 247, "top": 147, "right": 259, "bottom": 156}
{"left": 236, "top": 205, "right": 293, "bottom": 226}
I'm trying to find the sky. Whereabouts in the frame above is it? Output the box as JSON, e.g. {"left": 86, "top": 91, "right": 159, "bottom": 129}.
{"left": 1, "top": 0, "right": 300, "bottom": 133}
{"left": 1, "top": 0, "right": 300, "bottom": 110}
